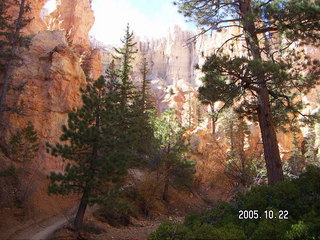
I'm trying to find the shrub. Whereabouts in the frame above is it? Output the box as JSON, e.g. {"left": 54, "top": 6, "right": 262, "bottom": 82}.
{"left": 82, "top": 221, "right": 105, "bottom": 235}
{"left": 148, "top": 165, "right": 320, "bottom": 240}
{"left": 148, "top": 220, "right": 187, "bottom": 240}
{"left": 93, "top": 199, "right": 136, "bottom": 227}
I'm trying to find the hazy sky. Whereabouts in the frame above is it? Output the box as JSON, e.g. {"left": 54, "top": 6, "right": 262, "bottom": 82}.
{"left": 44, "top": 0, "right": 195, "bottom": 45}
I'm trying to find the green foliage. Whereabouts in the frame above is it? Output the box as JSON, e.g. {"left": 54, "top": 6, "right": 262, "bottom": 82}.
{"left": 284, "top": 130, "right": 305, "bottom": 178}
{"left": 93, "top": 198, "right": 136, "bottom": 227}
{"left": 175, "top": 0, "right": 320, "bottom": 185}
{"left": 0, "top": 0, "right": 31, "bottom": 70}
{"left": 285, "top": 221, "right": 310, "bottom": 240}
{"left": 262, "top": 0, "right": 320, "bottom": 45}
{"left": 82, "top": 221, "right": 105, "bottom": 235}
{"left": 0, "top": 165, "right": 16, "bottom": 177}
{"left": 0, "top": 0, "right": 32, "bottom": 119}
{"left": 8, "top": 121, "right": 39, "bottom": 162}
{"left": 198, "top": 54, "right": 318, "bottom": 130}
{"left": 112, "top": 23, "right": 138, "bottom": 108}
{"left": 152, "top": 109, "right": 195, "bottom": 191}
{"left": 220, "top": 108, "right": 265, "bottom": 187}
{"left": 47, "top": 76, "right": 135, "bottom": 202}
{"left": 149, "top": 165, "right": 320, "bottom": 239}
{"left": 304, "top": 124, "right": 318, "bottom": 165}
{"left": 106, "top": 26, "right": 156, "bottom": 167}
{"left": 148, "top": 220, "right": 188, "bottom": 240}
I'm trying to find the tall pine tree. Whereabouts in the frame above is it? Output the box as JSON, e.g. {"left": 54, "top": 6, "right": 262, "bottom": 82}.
{"left": 47, "top": 77, "right": 133, "bottom": 235}
{"left": 107, "top": 26, "right": 156, "bottom": 166}
{"left": 175, "top": 0, "right": 320, "bottom": 185}
{"left": 113, "top": 24, "right": 138, "bottom": 110}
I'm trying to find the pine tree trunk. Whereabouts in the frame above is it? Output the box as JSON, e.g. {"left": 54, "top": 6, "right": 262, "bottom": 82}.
{"left": 257, "top": 87, "right": 284, "bottom": 185}
{"left": 74, "top": 189, "right": 89, "bottom": 237}
{"left": 239, "top": 0, "right": 284, "bottom": 185}
{"left": 162, "top": 175, "right": 169, "bottom": 202}
{"left": 0, "top": 0, "right": 26, "bottom": 121}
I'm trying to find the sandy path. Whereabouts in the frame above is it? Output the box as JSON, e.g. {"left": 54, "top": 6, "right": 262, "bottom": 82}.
{"left": 8, "top": 209, "right": 76, "bottom": 240}
{"left": 28, "top": 217, "right": 69, "bottom": 240}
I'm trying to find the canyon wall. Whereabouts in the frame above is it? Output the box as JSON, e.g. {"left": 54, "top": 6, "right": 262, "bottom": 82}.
{"left": 2, "top": 0, "right": 102, "bottom": 173}
{"left": 0, "top": 2, "right": 101, "bottom": 237}
{"left": 0, "top": 1, "right": 103, "bottom": 223}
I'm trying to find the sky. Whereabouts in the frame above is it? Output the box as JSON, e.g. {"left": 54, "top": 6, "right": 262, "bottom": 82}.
{"left": 44, "top": 0, "right": 196, "bottom": 46}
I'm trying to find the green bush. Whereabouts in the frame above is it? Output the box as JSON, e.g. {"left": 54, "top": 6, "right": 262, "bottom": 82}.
{"left": 148, "top": 220, "right": 187, "bottom": 240}
{"left": 148, "top": 165, "right": 320, "bottom": 240}
{"left": 93, "top": 199, "right": 136, "bottom": 227}
{"left": 0, "top": 165, "right": 16, "bottom": 177}
{"left": 82, "top": 221, "right": 105, "bottom": 235}
{"left": 9, "top": 121, "right": 39, "bottom": 162}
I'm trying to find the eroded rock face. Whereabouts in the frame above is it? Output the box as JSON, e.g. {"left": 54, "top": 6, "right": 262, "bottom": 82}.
{"left": 6, "top": 0, "right": 47, "bottom": 35}
{"left": 47, "top": 0, "right": 94, "bottom": 51}
{"left": 5, "top": 30, "right": 86, "bottom": 173}
{"left": 24, "top": 0, "right": 48, "bottom": 34}
{"left": 0, "top": 0, "right": 95, "bottom": 220}
{"left": 83, "top": 49, "right": 103, "bottom": 80}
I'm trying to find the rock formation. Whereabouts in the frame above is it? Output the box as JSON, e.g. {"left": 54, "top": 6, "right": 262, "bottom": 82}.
{"left": 0, "top": 1, "right": 99, "bottom": 224}
{"left": 2, "top": 0, "right": 102, "bottom": 172}
{"left": 46, "top": 0, "right": 95, "bottom": 51}
{"left": 4, "top": 30, "right": 86, "bottom": 172}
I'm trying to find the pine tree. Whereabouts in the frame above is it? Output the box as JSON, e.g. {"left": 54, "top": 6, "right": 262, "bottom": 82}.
{"left": 153, "top": 109, "right": 194, "bottom": 202}
{"left": 139, "top": 56, "right": 152, "bottom": 112}
{"left": 221, "top": 108, "right": 265, "bottom": 187}
{"left": 108, "top": 26, "right": 156, "bottom": 166}
{"left": 284, "top": 129, "right": 305, "bottom": 178}
{"left": 9, "top": 121, "right": 39, "bottom": 163}
{"left": 175, "top": 0, "right": 320, "bottom": 185}
{"left": 0, "top": 0, "right": 31, "bottom": 122}
{"left": 47, "top": 77, "right": 132, "bottom": 235}
{"left": 304, "top": 123, "right": 317, "bottom": 165}
{"left": 113, "top": 24, "right": 138, "bottom": 109}
{"left": 133, "top": 56, "right": 158, "bottom": 164}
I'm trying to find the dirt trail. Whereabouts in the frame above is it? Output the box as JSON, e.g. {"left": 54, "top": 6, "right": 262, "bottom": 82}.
{"left": 7, "top": 209, "right": 76, "bottom": 240}
{"left": 28, "top": 218, "right": 69, "bottom": 240}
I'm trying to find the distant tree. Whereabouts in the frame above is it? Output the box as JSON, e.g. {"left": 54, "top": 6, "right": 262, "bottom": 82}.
{"left": 221, "top": 108, "right": 265, "bottom": 187}
{"left": 113, "top": 24, "right": 138, "bottom": 109}
{"left": 9, "top": 121, "right": 39, "bottom": 163}
{"left": 0, "top": 0, "right": 31, "bottom": 122}
{"left": 304, "top": 123, "right": 317, "bottom": 165}
{"left": 47, "top": 77, "right": 133, "bottom": 235}
{"left": 284, "top": 129, "right": 305, "bottom": 178}
{"left": 134, "top": 56, "right": 158, "bottom": 165}
{"left": 153, "top": 109, "right": 194, "bottom": 202}
{"left": 107, "top": 27, "right": 156, "bottom": 167}
{"left": 175, "top": 0, "right": 320, "bottom": 185}
{"left": 7, "top": 121, "right": 39, "bottom": 206}
{"left": 139, "top": 56, "right": 152, "bottom": 112}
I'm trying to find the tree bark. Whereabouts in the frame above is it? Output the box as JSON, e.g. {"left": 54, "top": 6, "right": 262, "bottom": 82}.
{"left": 73, "top": 92, "right": 101, "bottom": 237}
{"left": 239, "top": 0, "right": 284, "bottom": 185}
{"left": 257, "top": 88, "right": 284, "bottom": 185}
{"left": 162, "top": 175, "right": 169, "bottom": 202}
{"left": 74, "top": 189, "right": 89, "bottom": 237}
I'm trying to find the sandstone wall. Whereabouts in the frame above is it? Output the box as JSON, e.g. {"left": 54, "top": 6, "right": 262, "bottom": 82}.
{"left": 2, "top": 0, "right": 103, "bottom": 173}
{"left": 4, "top": 30, "right": 86, "bottom": 173}
{"left": 46, "top": 0, "right": 95, "bottom": 51}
